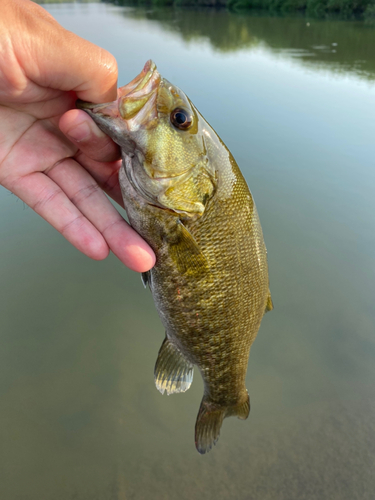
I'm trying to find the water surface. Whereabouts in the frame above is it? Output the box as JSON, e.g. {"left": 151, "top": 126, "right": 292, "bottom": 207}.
{"left": 1, "top": 3, "right": 375, "bottom": 499}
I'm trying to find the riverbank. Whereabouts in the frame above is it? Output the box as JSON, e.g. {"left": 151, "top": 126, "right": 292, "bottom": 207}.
{"left": 34, "top": 0, "right": 375, "bottom": 20}
{"left": 108, "top": 0, "right": 375, "bottom": 19}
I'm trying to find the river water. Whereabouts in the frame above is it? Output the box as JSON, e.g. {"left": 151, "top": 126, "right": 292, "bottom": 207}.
{"left": 1, "top": 3, "right": 374, "bottom": 499}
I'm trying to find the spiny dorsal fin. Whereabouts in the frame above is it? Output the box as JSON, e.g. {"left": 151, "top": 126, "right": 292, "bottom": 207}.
{"left": 154, "top": 337, "right": 194, "bottom": 396}
{"left": 264, "top": 290, "right": 273, "bottom": 313}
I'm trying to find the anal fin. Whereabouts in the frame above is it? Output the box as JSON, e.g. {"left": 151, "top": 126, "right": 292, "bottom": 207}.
{"left": 154, "top": 337, "right": 194, "bottom": 395}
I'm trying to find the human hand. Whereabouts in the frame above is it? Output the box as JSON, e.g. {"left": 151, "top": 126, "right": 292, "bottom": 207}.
{"left": 0, "top": 0, "right": 155, "bottom": 272}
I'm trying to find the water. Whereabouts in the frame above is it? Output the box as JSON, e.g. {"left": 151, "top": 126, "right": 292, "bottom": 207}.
{"left": 1, "top": 3, "right": 375, "bottom": 499}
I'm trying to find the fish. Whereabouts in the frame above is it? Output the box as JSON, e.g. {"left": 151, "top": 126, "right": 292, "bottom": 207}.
{"left": 77, "top": 60, "right": 273, "bottom": 454}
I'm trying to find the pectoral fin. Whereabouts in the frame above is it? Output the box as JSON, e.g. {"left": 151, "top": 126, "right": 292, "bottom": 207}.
{"left": 141, "top": 271, "right": 150, "bottom": 289}
{"left": 155, "top": 337, "right": 194, "bottom": 395}
{"left": 168, "top": 220, "right": 209, "bottom": 276}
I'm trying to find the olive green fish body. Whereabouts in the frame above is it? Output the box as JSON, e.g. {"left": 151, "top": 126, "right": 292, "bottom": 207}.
{"left": 77, "top": 61, "right": 272, "bottom": 454}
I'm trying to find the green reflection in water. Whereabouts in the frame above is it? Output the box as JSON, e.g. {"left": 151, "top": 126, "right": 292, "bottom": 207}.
{"left": 119, "top": 5, "right": 375, "bottom": 78}
{"left": 35, "top": 0, "right": 375, "bottom": 79}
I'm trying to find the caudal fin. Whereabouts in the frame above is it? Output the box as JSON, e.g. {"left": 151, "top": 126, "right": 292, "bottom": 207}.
{"left": 195, "top": 392, "right": 250, "bottom": 454}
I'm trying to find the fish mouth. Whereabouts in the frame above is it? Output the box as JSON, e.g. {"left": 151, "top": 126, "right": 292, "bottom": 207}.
{"left": 77, "top": 60, "right": 161, "bottom": 131}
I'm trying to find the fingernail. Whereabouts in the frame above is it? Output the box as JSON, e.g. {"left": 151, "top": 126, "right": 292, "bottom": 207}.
{"left": 66, "top": 121, "right": 91, "bottom": 142}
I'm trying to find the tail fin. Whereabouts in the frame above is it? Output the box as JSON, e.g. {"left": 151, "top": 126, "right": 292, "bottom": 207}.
{"left": 195, "top": 392, "right": 250, "bottom": 454}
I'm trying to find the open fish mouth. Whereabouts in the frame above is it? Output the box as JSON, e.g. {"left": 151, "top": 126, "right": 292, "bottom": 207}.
{"left": 77, "top": 60, "right": 161, "bottom": 131}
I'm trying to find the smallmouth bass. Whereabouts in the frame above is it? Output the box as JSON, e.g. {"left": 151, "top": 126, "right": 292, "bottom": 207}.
{"left": 77, "top": 61, "right": 272, "bottom": 454}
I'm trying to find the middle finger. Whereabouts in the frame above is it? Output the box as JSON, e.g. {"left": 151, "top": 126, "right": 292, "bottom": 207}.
{"left": 47, "top": 158, "right": 155, "bottom": 271}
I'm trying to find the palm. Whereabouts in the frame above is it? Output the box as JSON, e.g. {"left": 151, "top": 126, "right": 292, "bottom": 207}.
{"left": 1, "top": 92, "right": 77, "bottom": 181}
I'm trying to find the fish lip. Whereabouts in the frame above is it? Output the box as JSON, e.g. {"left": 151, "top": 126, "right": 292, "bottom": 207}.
{"left": 76, "top": 98, "right": 120, "bottom": 119}
{"left": 76, "top": 99, "right": 117, "bottom": 112}
{"left": 117, "top": 60, "right": 158, "bottom": 99}
{"left": 76, "top": 60, "right": 161, "bottom": 128}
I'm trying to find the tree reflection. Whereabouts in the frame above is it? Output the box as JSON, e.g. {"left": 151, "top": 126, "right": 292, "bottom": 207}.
{"left": 111, "top": 3, "right": 375, "bottom": 80}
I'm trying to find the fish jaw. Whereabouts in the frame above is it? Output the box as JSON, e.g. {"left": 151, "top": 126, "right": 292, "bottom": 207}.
{"left": 76, "top": 98, "right": 133, "bottom": 151}
{"left": 76, "top": 60, "right": 161, "bottom": 152}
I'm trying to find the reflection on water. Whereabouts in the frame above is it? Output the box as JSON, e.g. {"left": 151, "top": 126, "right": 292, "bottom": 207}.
{"left": 123, "top": 7, "right": 375, "bottom": 79}
{"left": 1, "top": 3, "right": 375, "bottom": 499}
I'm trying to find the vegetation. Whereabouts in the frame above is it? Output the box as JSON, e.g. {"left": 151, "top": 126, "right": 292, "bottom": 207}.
{"left": 108, "top": 0, "right": 375, "bottom": 18}
{"left": 229, "top": 0, "right": 375, "bottom": 18}
{"left": 34, "top": 0, "right": 375, "bottom": 19}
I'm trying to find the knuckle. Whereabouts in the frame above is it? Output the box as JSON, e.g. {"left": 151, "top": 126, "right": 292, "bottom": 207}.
{"left": 101, "top": 217, "right": 124, "bottom": 238}
{"left": 101, "top": 49, "right": 118, "bottom": 81}
{"left": 101, "top": 168, "right": 120, "bottom": 196}
{"left": 91, "top": 141, "right": 119, "bottom": 163}
{"left": 97, "top": 48, "right": 118, "bottom": 98}
{"left": 32, "top": 187, "right": 61, "bottom": 213}
{"left": 70, "top": 183, "right": 100, "bottom": 206}
{"left": 75, "top": 139, "right": 120, "bottom": 164}
{"left": 60, "top": 214, "right": 86, "bottom": 236}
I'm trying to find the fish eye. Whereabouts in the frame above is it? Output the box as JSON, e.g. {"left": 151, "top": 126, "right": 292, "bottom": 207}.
{"left": 170, "top": 108, "right": 193, "bottom": 130}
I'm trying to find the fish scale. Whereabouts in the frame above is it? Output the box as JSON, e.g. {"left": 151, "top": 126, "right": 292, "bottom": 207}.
{"left": 77, "top": 60, "right": 272, "bottom": 454}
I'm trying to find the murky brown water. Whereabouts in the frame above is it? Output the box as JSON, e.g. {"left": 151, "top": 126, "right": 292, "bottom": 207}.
{"left": 1, "top": 3, "right": 374, "bottom": 498}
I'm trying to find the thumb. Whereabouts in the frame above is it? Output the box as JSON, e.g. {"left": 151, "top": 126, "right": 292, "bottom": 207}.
{"left": 9, "top": 0, "right": 118, "bottom": 103}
